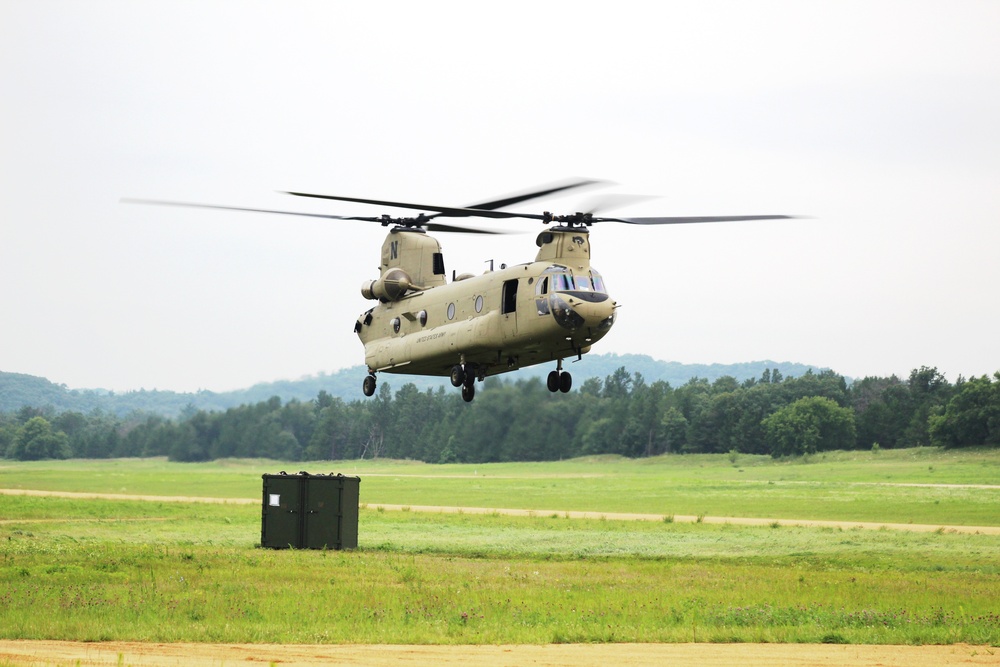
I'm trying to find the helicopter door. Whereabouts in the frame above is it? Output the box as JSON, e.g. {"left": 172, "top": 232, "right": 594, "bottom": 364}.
{"left": 501, "top": 279, "right": 518, "bottom": 337}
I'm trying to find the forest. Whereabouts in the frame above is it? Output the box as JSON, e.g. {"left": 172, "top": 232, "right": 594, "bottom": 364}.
{"left": 2, "top": 366, "right": 998, "bottom": 463}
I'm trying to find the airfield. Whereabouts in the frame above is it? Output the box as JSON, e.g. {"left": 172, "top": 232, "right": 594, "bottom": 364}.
{"left": 1, "top": 450, "right": 998, "bottom": 666}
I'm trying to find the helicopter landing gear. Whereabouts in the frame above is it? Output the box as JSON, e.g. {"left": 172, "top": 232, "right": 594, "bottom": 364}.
{"left": 547, "top": 361, "right": 572, "bottom": 393}
{"left": 461, "top": 381, "right": 476, "bottom": 402}
{"left": 450, "top": 364, "right": 466, "bottom": 388}
{"left": 456, "top": 362, "right": 478, "bottom": 402}
{"left": 362, "top": 373, "right": 377, "bottom": 397}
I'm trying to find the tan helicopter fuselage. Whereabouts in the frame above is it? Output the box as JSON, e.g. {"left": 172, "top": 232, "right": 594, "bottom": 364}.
{"left": 354, "top": 226, "right": 617, "bottom": 379}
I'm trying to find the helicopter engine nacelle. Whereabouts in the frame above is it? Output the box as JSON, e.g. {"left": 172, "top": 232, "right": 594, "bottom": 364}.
{"left": 361, "top": 268, "right": 412, "bottom": 301}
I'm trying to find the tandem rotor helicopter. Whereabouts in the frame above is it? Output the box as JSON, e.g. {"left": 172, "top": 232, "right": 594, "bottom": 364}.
{"left": 125, "top": 179, "right": 792, "bottom": 402}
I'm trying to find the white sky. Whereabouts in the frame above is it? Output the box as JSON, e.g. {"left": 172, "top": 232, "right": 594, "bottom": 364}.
{"left": 2, "top": 1, "right": 999, "bottom": 393}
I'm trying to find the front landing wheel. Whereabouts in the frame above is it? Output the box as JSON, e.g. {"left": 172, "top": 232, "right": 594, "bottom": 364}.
{"left": 450, "top": 365, "right": 466, "bottom": 387}
{"left": 547, "top": 370, "right": 560, "bottom": 392}
{"left": 461, "top": 382, "right": 476, "bottom": 402}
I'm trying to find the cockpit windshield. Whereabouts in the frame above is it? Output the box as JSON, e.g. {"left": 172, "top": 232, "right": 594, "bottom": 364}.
{"left": 541, "top": 267, "right": 607, "bottom": 294}
{"left": 553, "top": 273, "right": 574, "bottom": 292}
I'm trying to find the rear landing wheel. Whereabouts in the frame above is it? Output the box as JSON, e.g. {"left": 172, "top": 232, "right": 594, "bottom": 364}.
{"left": 362, "top": 374, "right": 376, "bottom": 397}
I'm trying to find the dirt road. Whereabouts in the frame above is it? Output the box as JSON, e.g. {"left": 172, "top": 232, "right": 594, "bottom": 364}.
{"left": 0, "top": 640, "right": 998, "bottom": 667}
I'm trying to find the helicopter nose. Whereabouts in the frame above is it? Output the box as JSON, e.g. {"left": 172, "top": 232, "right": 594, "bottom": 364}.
{"left": 574, "top": 296, "right": 616, "bottom": 331}
{"left": 550, "top": 293, "right": 616, "bottom": 333}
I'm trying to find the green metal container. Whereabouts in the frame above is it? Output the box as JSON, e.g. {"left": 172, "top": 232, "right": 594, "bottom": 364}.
{"left": 261, "top": 472, "right": 360, "bottom": 550}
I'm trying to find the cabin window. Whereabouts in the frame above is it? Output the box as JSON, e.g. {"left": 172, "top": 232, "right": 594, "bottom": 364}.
{"left": 391, "top": 317, "right": 401, "bottom": 334}
{"left": 447, "top": 303, "right": 456, "bottom": 320}
{"left": 475, "top": 295, "right": 484, "bottom": 313}
{"left": 501, "top": 279, "right": 518, "bottom": 315}
{"left": 418, "top": 310, "right": 428, "bottom": 327}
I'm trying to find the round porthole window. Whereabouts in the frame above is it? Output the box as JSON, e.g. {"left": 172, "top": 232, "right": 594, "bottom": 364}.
{"left": 447, "top": 303, "right": 456, "bottom": 320}
{"left": 475, "top": 295, "right": 484, "bottom": 313}
{"left": 391, "top": 317, "right": 400, "bottom": 334}
{"left": 418, "top": 310, "right": 428, "bottom": 327}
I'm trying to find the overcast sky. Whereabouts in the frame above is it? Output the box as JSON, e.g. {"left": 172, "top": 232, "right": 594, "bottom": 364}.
{"left": 2, "top": 1, "right": 998, "bottom": 393}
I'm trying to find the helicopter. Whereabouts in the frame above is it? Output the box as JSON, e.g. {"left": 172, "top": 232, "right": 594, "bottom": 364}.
{"left": 124, "top": 179, "right": 793, "bottom": 402}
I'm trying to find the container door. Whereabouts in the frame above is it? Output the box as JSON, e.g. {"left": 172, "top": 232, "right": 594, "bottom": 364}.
{"left": 303, "top": 476, "right": 344, "bottom": 550}
{"left": 261, "top": 475, "right": 303, "bottom": 549}
{"left": 338, "top": 477, "right": 360, "bottom": 550}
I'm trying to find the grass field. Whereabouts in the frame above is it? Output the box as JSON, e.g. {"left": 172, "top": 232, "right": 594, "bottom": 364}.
{"left": 1, "top": 449, "right": 998, "bottom": 646}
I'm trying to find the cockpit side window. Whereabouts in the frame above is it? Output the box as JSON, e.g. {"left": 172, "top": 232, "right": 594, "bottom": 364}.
{"left": 591, "top": 270, "right": 607, "bottom": 293}
{"left": 535, "top": 276, "right": 549, "bottom": 296}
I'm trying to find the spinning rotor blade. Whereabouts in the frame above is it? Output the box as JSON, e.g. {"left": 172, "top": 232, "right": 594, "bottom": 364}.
{"left": 120, "top": 198, "right": 380, "bottom": 222}
{"left": 425, "top": 222, "right": 505, "bottom": 235}
{"left": 283, "top": 191, "right": 547, "bottom": 220}
{"left": 283, "top": 177, "right": 603, "bottom": 221}
{"left": 122, "top": 198, "right": 511, "bottom": 234}
{"left": 594, "top": 214, "right": 796, "bottom": 225}
{"left": 460, "top": 178, "right": 606, "bottom": 212}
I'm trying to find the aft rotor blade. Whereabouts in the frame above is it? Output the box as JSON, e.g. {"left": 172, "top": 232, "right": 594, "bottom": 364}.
{"left": 594, "top": 214, "right": 797, "bottom": 224}
{"left": 121, "top": 198, "right": 380, "bottom": 222}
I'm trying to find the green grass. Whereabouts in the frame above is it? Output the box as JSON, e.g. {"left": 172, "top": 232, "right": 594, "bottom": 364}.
{"left": 0, "top": 449, "right": 998, "bottom": 646}
{"left": 1, "top": 498, "right": 998, "bottom": 645}
{"left": 2, "top": 448, "right": 998, "bottom": 526}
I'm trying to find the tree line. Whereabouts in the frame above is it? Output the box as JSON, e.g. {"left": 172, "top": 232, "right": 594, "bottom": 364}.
{"left": 2, "top": 366, "right": 998, "bottom": 463}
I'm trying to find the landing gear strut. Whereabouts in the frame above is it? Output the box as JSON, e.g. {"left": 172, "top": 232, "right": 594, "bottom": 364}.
{"left": 547, "top": 360, "right": 572, "bottom": 393}
{"left": 362, "top": 372, "right": 377, "bottom": 397}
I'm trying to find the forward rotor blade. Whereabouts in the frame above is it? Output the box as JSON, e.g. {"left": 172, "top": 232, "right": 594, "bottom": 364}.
{"left": 425, "top": 222, "right": 507, "bottom": 235}
{"left": 283, "top": 178, "right": 605, "bottom": 220}
{"left": 283, "top": 191, "right": 546, "bottom": 221}
{"left": 461, "top": 178, "right": 607, "bottom": 212}
{"left": 121, "top": 198, "right": 379, "bottom": 222}
{"left": 594, "top": 214, "right": 797, "bottom": 225}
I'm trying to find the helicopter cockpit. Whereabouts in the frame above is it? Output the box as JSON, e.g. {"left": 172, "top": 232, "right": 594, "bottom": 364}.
{"left": 536, "top": 266, "right": 608, "bottom": 297}
{"left": 535, "top": 266, "right": 614, "bottom": 335}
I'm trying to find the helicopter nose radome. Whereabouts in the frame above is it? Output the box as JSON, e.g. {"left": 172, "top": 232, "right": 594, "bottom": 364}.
{"left": 550, "top": 294, "right": 616, "bottom": 333}
{"left": 576, "top": 296, "right": 616, "bottom": 331}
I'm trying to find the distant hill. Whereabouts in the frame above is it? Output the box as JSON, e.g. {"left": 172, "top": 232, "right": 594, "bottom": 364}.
{"left": 1, "top": 355, "right": 831, "bottom": 418}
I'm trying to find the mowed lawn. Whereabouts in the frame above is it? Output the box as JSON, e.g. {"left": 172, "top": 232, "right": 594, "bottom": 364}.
{"left": 0, "top": 449, "right": 998, "bottom": 645}
{"left": 2, "top": 447, "right": 998, "bottom": 525}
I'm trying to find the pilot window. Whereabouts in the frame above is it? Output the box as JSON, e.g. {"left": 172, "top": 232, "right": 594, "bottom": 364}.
{"left": 553, "top": 273, "right": 573, "bottom": 292}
